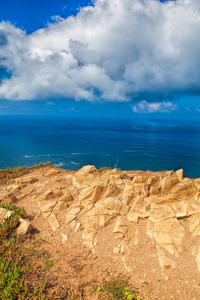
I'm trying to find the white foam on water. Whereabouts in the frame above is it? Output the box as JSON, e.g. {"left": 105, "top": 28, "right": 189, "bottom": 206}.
{"left": 115, "top": 156, "right": 119, "bottom": 168}
{"left": 70, "top": 161, "right": 80, "bottom": 165}
{"left": 24, "top": 154, "right": 52, "bottom": 158}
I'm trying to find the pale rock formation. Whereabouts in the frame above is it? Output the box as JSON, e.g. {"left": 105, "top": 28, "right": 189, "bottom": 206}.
{"left": 132, "top": 175, "right": 148, "bottom": 184}
{"left": 2, "top": 164, "right": 200, "bottom": 275}
{"left": 16, "top": 218, "right": 34, "bottom": 235}
{"left": 176, "top": 168, "right": 184, "bottom": 181}
{"left": 127, "top": 197, "right": 150, "bottom": 222}
{"left": 0, "top": 208, "right": 34, "bottom": 235}
{"left": 47, "top": 213, "right": 60, "bottom": 231}
{"left": 171, "top": 178, "right": 197, "bottom": 200}
{"left": 45, "top": 169, "right": 60, "bottom": 177}
{"left": 0, "top": 207, "right": 12, "bottom": 222}
{"left": 161, "top": 176, "right": 179, "bottom": 194}
{"left": 147, "top": 218, "right": 184, "bottom": 256}
{"left": 15, "top": 176, "right": 38, "bottom": 184}
{"left": 156, "top": 246, "right": 177, "bottom": 270}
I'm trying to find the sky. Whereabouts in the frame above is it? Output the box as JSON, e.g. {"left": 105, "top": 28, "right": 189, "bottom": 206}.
{"left": 0, "top": 0, "right": 199, "bottom": 118}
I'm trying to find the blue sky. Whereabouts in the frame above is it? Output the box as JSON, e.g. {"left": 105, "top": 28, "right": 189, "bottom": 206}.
{"left": 0, "top": 0, "right": 199, "bottom": 118}
{"left": 0, "top": 0, "right": 93, "bottom": 34}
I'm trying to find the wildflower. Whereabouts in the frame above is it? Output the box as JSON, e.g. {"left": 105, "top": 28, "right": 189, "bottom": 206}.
{"left": 128, "top": 295, "right": 133, "bottom": 299}
{"left": 124, "top": 287, "right": 128, "bottom": 291}
{"left": 125, "top": 291, "right": 129, "bottom": 296}
{"left": 97, "top": 287, "right": 102, "bottom": 291}
{"left": 137, "top": 297, "right": 141, "bottom": 300}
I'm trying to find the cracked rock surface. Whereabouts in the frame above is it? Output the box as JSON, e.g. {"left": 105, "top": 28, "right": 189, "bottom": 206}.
{"left": 1, "top": 165, "right": 200, "bottom": 299}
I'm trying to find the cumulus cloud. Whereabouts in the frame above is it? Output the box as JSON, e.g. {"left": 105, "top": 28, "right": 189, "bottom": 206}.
{"left": 132, "top": 100, "right": 178, "bottom": 113}
{"left": 0, "top": 0, "right": 200, "bottom": 101}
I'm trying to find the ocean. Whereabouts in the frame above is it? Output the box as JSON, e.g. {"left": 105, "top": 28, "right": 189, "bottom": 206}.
{"left": 0, "top": 115, "right": 200, "bottom": 178}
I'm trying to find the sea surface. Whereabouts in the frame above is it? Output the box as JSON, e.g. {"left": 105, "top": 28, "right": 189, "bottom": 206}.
{"left": 0, "top": 115, "right": 200, "bottom": 178}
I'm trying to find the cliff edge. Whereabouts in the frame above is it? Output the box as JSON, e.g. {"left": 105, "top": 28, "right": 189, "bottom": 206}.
{"left": 1, "top": 165, "right": 200, "bottom": 299}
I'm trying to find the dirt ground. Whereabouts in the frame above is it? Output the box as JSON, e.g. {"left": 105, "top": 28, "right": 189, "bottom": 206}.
{"left": 1, "top": 165, "right": 200, "bottom": 300}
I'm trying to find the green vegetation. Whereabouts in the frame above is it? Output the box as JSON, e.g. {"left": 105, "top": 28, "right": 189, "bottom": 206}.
{"left": 91, "top": 277, "right": 140, "bottom": 300}
{"left": 0, "top": 166, "right": 141, "bottom": 300}
{"left": 0, "top": 162, "right": 51, "bottom": 183}
{"left": 0, "top": 203, "right": 46, "bottom": 299}
{"left": 43, "top": 255, "right": 54, "bottom": 270}
{"left": 0, "top": 203, "right": 69, "bottom": 299}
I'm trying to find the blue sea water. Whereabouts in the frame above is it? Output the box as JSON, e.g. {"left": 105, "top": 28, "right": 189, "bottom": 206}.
{"left": 0, "top": 115, "right": 200, "bottom": 178}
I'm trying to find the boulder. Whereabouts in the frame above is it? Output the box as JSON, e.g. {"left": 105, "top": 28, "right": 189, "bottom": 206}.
{"left": 81, "top": 208, "right": 99, "bottom": 230}
{"left": 113, "top": 216, "right": 128, "bottom": 235}
{"left": 0, "top": 208, "right": 12, "bottom": 223}
{"left": 133, "top": 175, "right": 148, "bottom": 184}
{"left": 39, "top": 201, "right": 57, "bottom": 213}
{"left": 133, "top": 183, "right": 149, "bottom": 197}
{"left": 147, "top": 218, "right": 184, "bottom": 255}
{"left": 47, "top": 213, "right": 60, "bottom": 231}
{"left": 161, "top": 177, "right": 179, "bottom": 194}
{"left": 16, "top": 218, "right": 34, "bottom": 235}
{"left": 122, "top": 181, "right": 134, "bottom": 206}
{"left": 102, "top": 183, "right": 122, "bottom": 198}
{"left": 66, "top": 215, "right": 76, "bottom": 224}
{"left": 67, "top": 204, "right": 80, "bottom": 215}
{"left": 156, "top": 246, "right": 176, "bottom": 270}
{"left": 74, "top": 165, "right": 98, "bottom": 181}
{"left": 127, "top": 197, "right": 150, "bottom": 222}
{"left": 170, "top": 202, "right": 188, "bottom": 218}
{"left": 176, "top": 169, "right": 184, "bottom": 181}
{"left": 2, "top": 193, "right": 18, "bottom": 204}
{"left": 170, "top": 178, "right": 197, "bottom": 200}
{"left": 54, "top": 201, "right": 70, "bottom": 211}
{"left": 165, "top": 170, "right": 174, "bottom": 177}
{"left": 187, "top": 203, "right": 200, "bottom": 216}
{"left": 60, "top": 191, "right": 73, "bottom": 202}
{"left": 45, "top": 169, "right": 60, "bottom": 177}
{"left": 61, "top": 233, "right": 69, "bottom": 243}
{"left": 149, "top": 203, "right": 175, "bottom": 222}
{"left": 95, "top": 197, "right": 122, "bottom": 217}
{"left": 40, "top": 190, "right": 55, "bottom": 200}
{"left": 188, "top": 213, "right": 200, "bottom": 236}
{"left": 15, "top": 176, "right": 38, "bottom": 184}
{"left": 149, "top": 186, "right": 160, "bottom": 196}
{"left": 79, "top": 185, "right": 103, "bottom": 203}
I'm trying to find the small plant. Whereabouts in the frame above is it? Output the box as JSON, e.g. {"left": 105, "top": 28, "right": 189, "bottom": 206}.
{"left": 96, "top": 277, "right": 139, "bottom": 300}
{"left": 120, "top": 173, "right": 129, "bottom": 180}
{"left": 0, "top": 203, "right": 26, "bottom": 217}
{"left": 0, "top": 205, "right": 46, "bottom": 299}
{"left": 44, "top": 257, "right": 54, "bottom": 270}
{"left": 79, "top": 227, "right": 84, "bottom": 231}
{"left": 0, "top": 203, "right": 72, "bottom": 299}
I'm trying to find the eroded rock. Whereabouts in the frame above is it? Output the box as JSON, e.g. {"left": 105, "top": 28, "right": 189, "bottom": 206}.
{"left": 1, "top": 164, "right": 200, "bottom": 276}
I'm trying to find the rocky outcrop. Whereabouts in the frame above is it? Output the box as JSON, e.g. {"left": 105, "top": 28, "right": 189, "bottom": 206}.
{"left": 0, "top": 207, "right": 34, "bottom": 235}
{"left": 1, "top": 165, "right": 200, "bottom": 275}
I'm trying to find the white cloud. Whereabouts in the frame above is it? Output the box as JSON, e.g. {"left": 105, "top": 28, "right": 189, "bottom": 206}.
{"left": 0, "top": 0, "right": 200, "bottom": 101}
{"left": 132, "top": 100, "right": 178, "bottom": 113}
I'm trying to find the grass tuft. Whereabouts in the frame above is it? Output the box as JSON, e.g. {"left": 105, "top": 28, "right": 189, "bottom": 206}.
{"left": 0, "top": 162, "right": 51, "bottom": 184}
{"left": 90, "top": 277, "right": 140, "bottom": 300}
